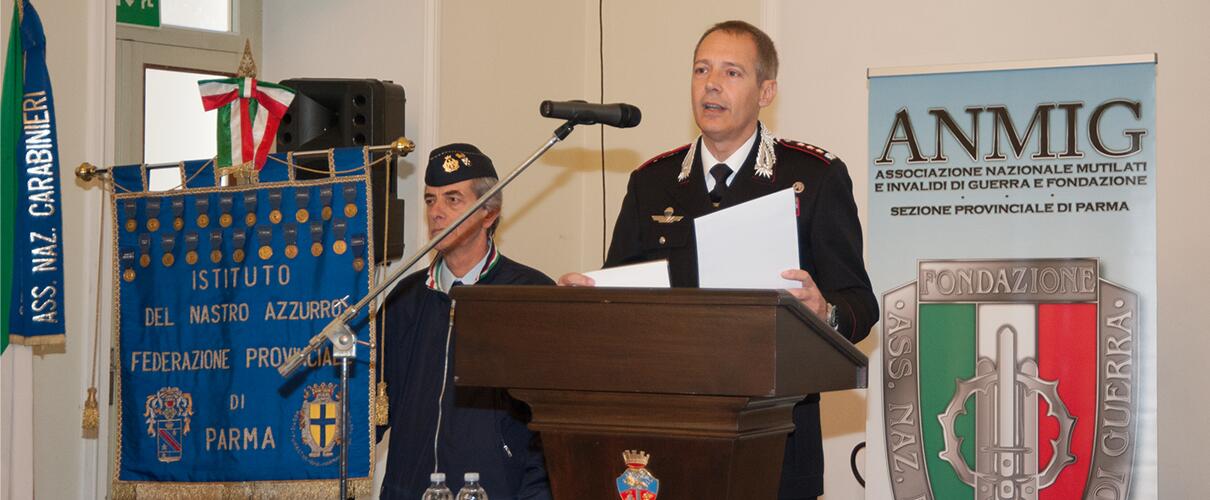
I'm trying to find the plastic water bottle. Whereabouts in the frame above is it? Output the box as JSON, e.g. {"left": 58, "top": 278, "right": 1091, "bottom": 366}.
{"left": 455, "top": 472, "right": 488, "bottom": 500}
{"left": 422, "top": 472, "right": 454, "bottom": 500}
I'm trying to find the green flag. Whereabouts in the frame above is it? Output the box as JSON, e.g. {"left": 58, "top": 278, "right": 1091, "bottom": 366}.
{"left": 1, "top": 0, "right": 24, "bottom": 354}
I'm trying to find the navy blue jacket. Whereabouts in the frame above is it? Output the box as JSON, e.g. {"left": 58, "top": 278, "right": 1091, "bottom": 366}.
{"left": 377, "top": 251, "right": 554, "bottom": 500}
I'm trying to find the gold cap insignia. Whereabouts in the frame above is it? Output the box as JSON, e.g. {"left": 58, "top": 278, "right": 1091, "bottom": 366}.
{"left": 442, "top": 155, "right": 460, "bottom": 173}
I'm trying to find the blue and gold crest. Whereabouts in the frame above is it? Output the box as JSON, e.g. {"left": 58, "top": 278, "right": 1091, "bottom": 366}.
{"left": 144, "top": 387, "right": 194, "bottom": 463}
{"left": 298, "top": 383, "right": 341, "bottom": 460}
{"left": 616, "top": 450, "right": 659, "bottom": 500}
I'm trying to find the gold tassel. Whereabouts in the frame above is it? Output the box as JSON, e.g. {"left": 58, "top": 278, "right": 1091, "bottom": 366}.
{"left": 373, "top": 382, "right": 389, "bottom": 426}
{"left": 82, "top": 387, "right": 100, "bottom": 435}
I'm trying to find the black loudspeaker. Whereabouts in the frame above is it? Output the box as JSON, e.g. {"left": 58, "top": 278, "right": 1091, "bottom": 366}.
{"left": 277, "top": 78, "right": 407, "bottom": 261}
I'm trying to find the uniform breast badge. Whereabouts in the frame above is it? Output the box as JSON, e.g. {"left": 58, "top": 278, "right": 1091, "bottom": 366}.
{"left": 144, "top": 387, "right": 194, "bottom": 463}
{"left": 650, "top": 207, "right": 683, "bottom": 224}
{"left": 615, "top": 450, "right": 660, "bottom": 500}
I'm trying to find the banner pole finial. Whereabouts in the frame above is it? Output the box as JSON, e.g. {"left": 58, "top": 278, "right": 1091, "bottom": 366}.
{"left": 236, "top": 39, "right": 256, "bottom": 78}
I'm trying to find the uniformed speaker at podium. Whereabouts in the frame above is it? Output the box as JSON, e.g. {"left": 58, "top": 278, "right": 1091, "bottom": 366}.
{"left": 378, "top": 144, "right": 554, "bottom": 499}
{"left": 559, "top": 20, "right": 878, "bottom": 499}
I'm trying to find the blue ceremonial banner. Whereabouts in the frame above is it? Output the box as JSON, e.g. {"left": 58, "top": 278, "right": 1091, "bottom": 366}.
{"left": 4, "top": 0, "right": 66, "bottom": 348}
{"left": 863, "top": 57, "right": 1157, "bottom": 500}
{"left": 112, "top": 150, "right": 381, "bottom": 498}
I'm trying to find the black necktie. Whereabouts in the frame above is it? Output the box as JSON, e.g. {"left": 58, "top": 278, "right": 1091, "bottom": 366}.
{"left": 450, "top": 280, "right": 464, "bottom": 288}
{"left": 709, "top": 163, "right": 732, "bottom": 205}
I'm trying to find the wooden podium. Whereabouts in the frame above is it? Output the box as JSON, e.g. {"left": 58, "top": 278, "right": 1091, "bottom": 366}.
{"left": 450, "top": 286, "right": 868, "bottom": 500}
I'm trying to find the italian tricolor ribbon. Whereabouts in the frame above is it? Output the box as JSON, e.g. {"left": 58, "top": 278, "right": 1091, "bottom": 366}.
{"left": 198, "top": 77, "right": 295, "bottom": 170}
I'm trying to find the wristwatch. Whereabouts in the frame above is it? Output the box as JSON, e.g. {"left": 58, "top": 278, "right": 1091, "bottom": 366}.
{"left": 826, "top": 302, "right": 839, "bottom": 330}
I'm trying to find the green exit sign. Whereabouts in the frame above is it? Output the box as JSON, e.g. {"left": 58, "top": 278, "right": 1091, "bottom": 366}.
{"left": 117, "top": 0, "right": 160, "bottom": 28}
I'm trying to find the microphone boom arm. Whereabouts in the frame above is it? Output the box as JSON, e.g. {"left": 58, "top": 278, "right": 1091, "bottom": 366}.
{"left": 277, "top": 120, "right": 578, "bottom": 378}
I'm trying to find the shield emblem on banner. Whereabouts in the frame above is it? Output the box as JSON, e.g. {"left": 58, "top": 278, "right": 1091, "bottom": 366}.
{"left": 298, "top": 383, "right": 341, "bottom": 459}
{"left": 144, "top": 387, "right": 194, "bottom": 464}
{"left": 881, "top": 258, "right": 1139, "bottom": 500}
{"left": 308, "top": 401, "right": 339, "bottom": 452}
{"left": 155, "top": 419, "right": 184, "bottom": 463}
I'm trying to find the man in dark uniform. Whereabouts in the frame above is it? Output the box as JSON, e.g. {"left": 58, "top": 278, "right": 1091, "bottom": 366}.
{"left": 379, "top": 143, "right": 553, "bottom": 500}
{"left": 560, "top": 21, "right": 877, "bottom": 499}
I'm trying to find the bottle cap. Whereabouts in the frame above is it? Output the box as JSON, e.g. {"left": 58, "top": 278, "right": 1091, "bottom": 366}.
{"left": 431, "top": 472, "right": 446, "bottom": 482}
{"left": 464, "top": 472, "right": 480, "bottom": 482}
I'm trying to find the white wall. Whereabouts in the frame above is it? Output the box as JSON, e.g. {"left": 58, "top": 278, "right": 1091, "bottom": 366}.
{"left": 1, "top": 0, "right": 112, "bottom": 498}
{"left": 770, "top": 1, "right": 1209, "bottom": 498}
{"left": 437, "top": 0, "right": 760, "bottom": 277}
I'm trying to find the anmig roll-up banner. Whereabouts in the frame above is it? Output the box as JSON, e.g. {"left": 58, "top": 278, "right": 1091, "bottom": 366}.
{"left": 110, "top": 148, "right": 381, "bottom": 498}
{"left": 864, "top": 56, "right": 1156, "bottom": 500}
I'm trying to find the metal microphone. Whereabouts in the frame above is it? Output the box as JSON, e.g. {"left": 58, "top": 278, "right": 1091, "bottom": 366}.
{"left": 540, "top": 100, "right": 641, "bottom": 128}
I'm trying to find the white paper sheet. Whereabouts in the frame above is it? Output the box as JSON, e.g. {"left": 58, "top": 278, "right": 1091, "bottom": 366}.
{"left": 694, "top": 188, "right": 799, "bottom": 289}
{"left": 582, "top": 260, "right": 671, "bottom": 288}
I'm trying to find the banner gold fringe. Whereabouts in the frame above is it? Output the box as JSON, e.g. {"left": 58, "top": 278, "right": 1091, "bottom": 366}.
{"left": 112, "top": 478, "right": 372, "bottom": 500}
{"left": 8, "top": 332, "right": 66, "bottom": 347}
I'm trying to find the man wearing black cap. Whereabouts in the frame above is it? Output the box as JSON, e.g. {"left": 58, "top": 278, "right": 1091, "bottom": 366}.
{"left": 378, "top": 144, "right": 553, "bottom": 499}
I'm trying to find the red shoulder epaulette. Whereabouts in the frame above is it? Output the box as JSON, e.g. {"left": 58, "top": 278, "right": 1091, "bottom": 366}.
{"left": 778, "top": 138, "right": 835, "bottom": 164}
{"left": 636, "top": 144, "right": 690, "bottom": 170}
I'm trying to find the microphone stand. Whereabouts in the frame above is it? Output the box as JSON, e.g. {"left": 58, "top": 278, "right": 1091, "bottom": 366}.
{"left": 278, "top": 120, "right": 579, "bottom": 499}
